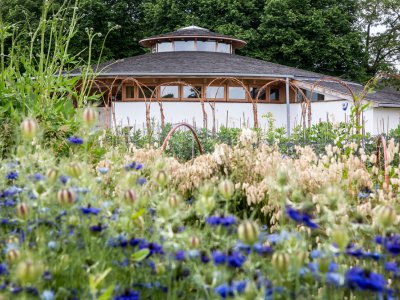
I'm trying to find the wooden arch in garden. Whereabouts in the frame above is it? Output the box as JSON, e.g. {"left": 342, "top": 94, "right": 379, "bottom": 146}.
{"left": 205, "top": 77, "right": 254, "bottom": 133}
{"left": 161, "top": 122, "right": 203, "bottom": 155}
{"left": 255, "top": 79, "right": 310, "bottom": 129}
{"left": 148, "top": 81, "right": 207, "bottom": 129}
{"left": 109, "top": 77, "right": 152, "bottom": 132}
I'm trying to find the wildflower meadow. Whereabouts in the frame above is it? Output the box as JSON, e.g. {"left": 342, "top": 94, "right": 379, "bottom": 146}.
{"left": 0, "top": 110, "right": 400, "bottom": 299}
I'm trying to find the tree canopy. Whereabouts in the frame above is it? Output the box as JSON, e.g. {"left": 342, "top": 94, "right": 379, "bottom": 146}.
{"left": 0, "top": 0, "right": 399, "bottom": 82}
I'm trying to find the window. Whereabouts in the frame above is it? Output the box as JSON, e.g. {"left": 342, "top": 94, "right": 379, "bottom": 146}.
{"left": 160, "top": 85, "right": 179, "bottom": 99}
{"left": 157, "top": 42, "right": 173, "bottom": 52}
{"left": 297, "top": 88, "right": 307, "bottom": 102}
{"left": 183, "top": 86, "right": 202, "bottom": 99}
{"left": 228, "top": 87, "right": 246, "bottom": 100}
{"left": 206, "top": 86, "right": 225, "bottom": 99}
{"left": 125, "top": 86, "right": 135, "bottom": 99}
{"left": 313, "top": 93, "right": 325, "bottom": 101}
{"left": 250, "top": 87, "right": 266, "bottom": 101}
{"left": 175, "top": 40, "right": 195, "bottom": 51}
{"left": 197, "top": 41, "right": 216, "bottom": 52}
{"left": 270, "top": 88, "right": 280, "bottom": 101}
{"left": 139, "top": 86, "right": 156, "bottom": 99}
{"left": 297, "top": 89, "right": 325, "bottom": 102}
{"left": 217, "top": 43, "right": 231, "bottom": 53}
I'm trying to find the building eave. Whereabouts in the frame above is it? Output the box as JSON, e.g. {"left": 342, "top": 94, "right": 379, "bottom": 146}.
{"left": 67, "top": 72, "right": 295, "bottom": 79}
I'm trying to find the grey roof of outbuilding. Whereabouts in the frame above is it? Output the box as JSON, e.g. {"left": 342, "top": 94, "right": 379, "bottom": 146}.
{"left": 305, "top": 80, "right": 400, "bottom": 107}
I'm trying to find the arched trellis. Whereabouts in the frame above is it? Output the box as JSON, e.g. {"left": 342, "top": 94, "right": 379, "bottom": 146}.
{"left": 376, "top": 134, "right": 389, "bottom": 191}
{"left": 161, "top": 122, "right": 203, "bottom": 155}
{"left": 255, "top": 79, "right": 310, "bottom": 129}
{"left": 148, "top": 81, "right": 206, "bottom": 129}
{"left": 108, "top": 77, "right": 152, "bottom": 134}
{"left": 206, "top": 77, "right": 254, "bottom": 133}
{"left": 308, "top": 76, "right": 357, "bottom": 127}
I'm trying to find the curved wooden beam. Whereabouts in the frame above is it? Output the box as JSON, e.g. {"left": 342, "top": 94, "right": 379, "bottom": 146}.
{"left": 376, "top": 134, "right": 389, "bottom": 191}
{"left": 161, "top": 123, "right": 203, "bottom": 155}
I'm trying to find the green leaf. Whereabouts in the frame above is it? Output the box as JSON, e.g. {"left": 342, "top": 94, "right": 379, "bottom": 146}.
{"left": 131, "top": 208, "right": 146, "bottom": 221}
{"left": 131, "top": 248, "right": 150, "bottom": 262}
{"left": 98, "top": 284, "right": 115, "bottom": 300}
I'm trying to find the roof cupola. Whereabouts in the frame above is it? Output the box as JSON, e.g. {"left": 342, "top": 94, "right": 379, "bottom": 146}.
{"left": 139, "top": 26, "right": 246, "bottom": 54}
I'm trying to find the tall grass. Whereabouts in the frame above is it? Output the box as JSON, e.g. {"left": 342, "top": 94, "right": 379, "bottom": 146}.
{"left": 0, "top": 0, "right": 104, "bottom": 157}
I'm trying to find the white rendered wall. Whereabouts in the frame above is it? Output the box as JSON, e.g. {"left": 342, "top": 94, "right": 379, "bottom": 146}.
{"left": 111, "top": 101, "right": 399, "bottom": 135}
{"left": 372, "top": 108, "right": 400, "bottom": 135}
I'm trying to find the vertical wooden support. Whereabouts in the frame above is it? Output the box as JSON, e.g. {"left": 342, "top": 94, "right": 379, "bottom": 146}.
{"left": 285, "top": 77, "right": 291, "bottom": 137}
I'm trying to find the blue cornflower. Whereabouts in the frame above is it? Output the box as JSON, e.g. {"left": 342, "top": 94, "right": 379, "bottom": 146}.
{"left": 2, "top": 199, "right": 16, "bottom": 207}
{"left": 286, "top": 205, "right": 318, "bottom": 229}
{"left": 1, "top": 186, "right": 22, "bottom": 197}
{"left": 310, "top": 249, "right": 322, "bottom": 259}
{"left": 385, "top": 262, "right": 399, "bottom": 273}
{"left": 227, "top": 250, "right": 246, "bottom": 268}
{"left": 215, "top": 281, "right": 247, "bottom": 299}
{"left": 221, "top": 216, "right": 235, "bottom": 227}
{"left": 267, "top": 231, "right": 290, "bottom": 244}
{"left": 98, "top": 167, "right": 109, "bottom": 174}
{"left": 6, "top": 171, "right": 18, "bottom": 180}
{"left": 130, "top": 238, "right": 145, "bottom": 247}
{"left": 328, "top": 262, "right": 338, "bottom": 272}
{"left": 41, "top": 290, "right": 55, "bottom": 300}
{"left": 59, "top": 175, "right": 70, "bottom": 185}
{"left": 43, "top": 271, "right": 52, "bottom": 280}
{"left": 138, "top": 242, "right": 164, "bottom": 256}
{"left": 358, "top": 191, "right": 370, "bottom": 200}
{"left": 375, "top": 235, "right": 400, "bottom": 256}
{"left": 124, "top": 162, "right": 143, "bottom": 171}
{"left": 253, "top": 243, "right": 273, "bottom": 255}
{"left": 175, "top": 250, "right": 185, "bottom": 261}
{"left": 117, "top": 236, "right": 129, "bottom": 247}
{"left": 212, "top": 250, "right": 227, "bottom": 265}
{"left": 206, "top": 215, "right": 235, "bottom": 227}
{"left": 235, "top": 242, "right": 252, "bottom": 255}
{"left": 326, "top": 272, "right": 343, "bottom": 286}
{"left": 114, "top": 289, "right": 140, "bottom": 300}
{"left": 67, "top": 136, "right": 83, "bottom": 144}
{"left": 137, "top": 178, "right": 147, "bottom": 185}
{"left": 30, "top": 173, "right": 45, "bottom": 182}
{"left": 81, "top": 206, "right": 101, "bottom": 215}
{"left": 201, "top": 251, "right": 210, "bottom": 264}
{"left": 0, "top": 264, "right": 8, "bottom": 276}
{"left": 345, "top": 267, "right": 386, "bottom": 292}
{"left": 346, "top": 245, "right": 364, "bottom": 258}
{"left": 206, "top": 216, "right": 220, "bottom": 226}
{"left": 90, "top": 224, "right": 107, "bottom": 232}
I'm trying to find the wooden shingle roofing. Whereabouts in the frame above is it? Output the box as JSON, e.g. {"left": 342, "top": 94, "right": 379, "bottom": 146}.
{"left": 90, "top": 51, "right": 324, "bottom": 78}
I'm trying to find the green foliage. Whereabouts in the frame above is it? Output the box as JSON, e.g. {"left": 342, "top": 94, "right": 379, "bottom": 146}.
{"left": 259, "top": 0, "right": 366, "bottom": 81}
{"left": 0, "top": 1, "right": 105, "bottom": 158}
{"left": 358, "top": 0, "right": 400, "bottom": 77}
{"left": 2, "top": 0, "right": 399, "bottom": 81}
